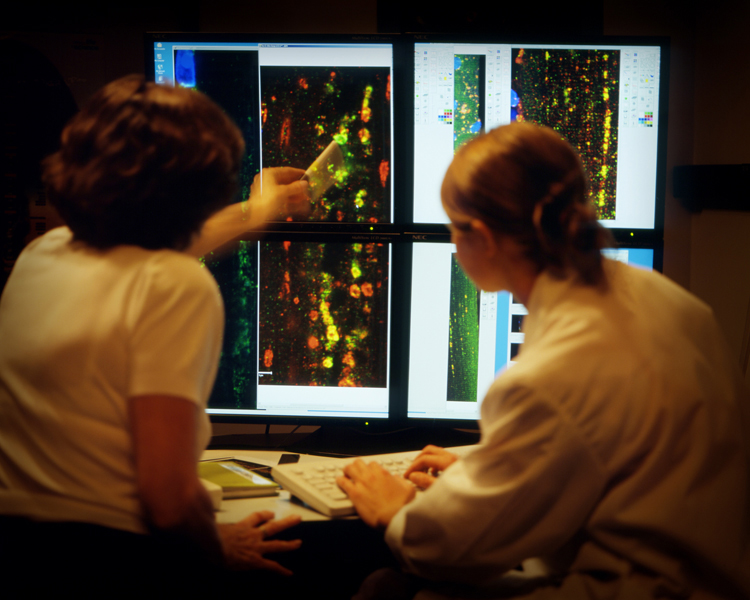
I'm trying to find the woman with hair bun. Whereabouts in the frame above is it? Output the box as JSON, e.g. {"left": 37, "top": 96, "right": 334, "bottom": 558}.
{"left": 0, "top": 75, "right": 309, "bottom": 596}
{"left": 339, "top": 122, "right": 750, "bottom": 599}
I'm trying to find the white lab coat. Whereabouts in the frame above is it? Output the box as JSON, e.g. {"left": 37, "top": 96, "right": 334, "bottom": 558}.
{"left": 386, "top": 260, "right": 750, "bottom": 599}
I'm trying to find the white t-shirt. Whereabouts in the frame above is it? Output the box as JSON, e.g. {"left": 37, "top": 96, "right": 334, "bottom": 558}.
{"left": 386, "top": 260, "right": 750, "bottom": 599}
{"left": 0, "top": 227, "right": 223, "bottom": 534}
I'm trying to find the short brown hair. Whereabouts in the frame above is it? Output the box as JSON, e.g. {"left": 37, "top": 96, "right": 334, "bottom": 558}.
{"left": 442, "top": 122, "right": 614, "bottom": 286}
{"left": 43, "top": 75, "right": 245, "bottom": 250}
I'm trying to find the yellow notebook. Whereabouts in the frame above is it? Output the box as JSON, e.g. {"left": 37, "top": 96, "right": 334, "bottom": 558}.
{"left": 198, "top": 461, "right": 280, "bottom": 499}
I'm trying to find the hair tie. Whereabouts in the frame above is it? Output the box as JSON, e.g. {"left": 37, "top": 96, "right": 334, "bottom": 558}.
{"left": 532, "top": 181, "right": 565, "bottom": 248}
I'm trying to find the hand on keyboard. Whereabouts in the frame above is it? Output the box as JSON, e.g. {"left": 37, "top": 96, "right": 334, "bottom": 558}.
{"left": 336, "top": 459, "right": 417, "bottom": 528}
{"left": 270, "top": 445, "right": 478, "bottom": 518}
{"left": 403, "top": 445, "right": 459, "bottom": 489}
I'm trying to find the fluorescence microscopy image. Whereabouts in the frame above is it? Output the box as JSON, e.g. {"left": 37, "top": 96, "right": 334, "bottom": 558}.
{"left": 204, "top": 242, "right": 259, "bottom": 410}
{"left": 174, "top": 49, "right": 261, "bottom": 202}
{"left": 261, "top": 66, "right": 392, "bottom": 223}
{"left": 447, "top": 254, "right": 480, "bottom": 402}
{"left": 511, "top": 48, "right": 620, "bottom": 220}
{"left": 258, "top": 241, "right": 389, "bottom": 388}
{"left": 453, "top": 55, "right": 485, "bottom": 152}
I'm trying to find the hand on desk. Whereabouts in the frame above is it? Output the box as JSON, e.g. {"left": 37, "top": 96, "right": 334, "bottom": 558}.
{"left": 217, "top": 510, "right": 302, "bottom": 575}
{"left": 403, "top": 445, "right": 459, "bottom": 489}
{"left": 336, "top": 461, "right": 416, "bottom": 529}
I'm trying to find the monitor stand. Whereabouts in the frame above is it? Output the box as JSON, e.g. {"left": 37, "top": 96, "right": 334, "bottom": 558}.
{"left": 209, "top": 423, "right": 480, "bottom": 456}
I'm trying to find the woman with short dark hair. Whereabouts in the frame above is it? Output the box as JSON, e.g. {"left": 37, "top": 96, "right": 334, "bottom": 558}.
{"left": 0, "top": 75, "right": 309, "bottom": 595}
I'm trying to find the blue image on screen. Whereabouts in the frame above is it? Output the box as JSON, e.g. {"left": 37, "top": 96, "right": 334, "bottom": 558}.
{"left": 175, "top": 50, "right": 196, "bottom": 88}
{"left": 494, "top": 291, "right": 511, "bottom": 375}
{"left": 626, "top": 249, "right": 654, "bottom": 270}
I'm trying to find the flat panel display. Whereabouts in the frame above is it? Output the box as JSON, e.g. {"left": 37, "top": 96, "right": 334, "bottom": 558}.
{"left": 147, "top": 34, "right": 396, "bottom": 422}
{"left": 411, "top": 38, "right": 668, "bottom": 233}
{"left": 150, "top": 36, "right": 395, "bottom": 226}
{"left": 406, "top": 242, "right": 656, "bottom": 422}
{"left": 205, "top": 239, "right": 391, "bottom": 420}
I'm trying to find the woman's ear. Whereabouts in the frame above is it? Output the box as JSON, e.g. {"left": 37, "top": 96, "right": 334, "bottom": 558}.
{"left": 468, "top": 219, "right": 499, "bottom": 259}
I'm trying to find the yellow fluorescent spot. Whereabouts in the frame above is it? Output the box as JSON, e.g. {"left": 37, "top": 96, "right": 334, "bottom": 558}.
{"left": 351, "top": 262, "right": 362, "bottom": 279}
{"left": 326, "top": 325, "right": 340, "bottom": 343}
{"left": 323, "top": 357, "right": 333, "bottom": 368}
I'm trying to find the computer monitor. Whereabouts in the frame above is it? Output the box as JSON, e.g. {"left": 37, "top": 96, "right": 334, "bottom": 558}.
{"left": 409, "top": 35, "right": 669, "bottom": 241}
{"left": 145, "top": 33, "right": 397, "bottom": 425}
{"left": 148, "top": 33, "right": 396, "bottom": 229}
{"left": 204, "top": 239, "right": 392, "bottom": 422}
{"left": 143, "top": 32, "right": 667, "bottom": 437}
{"left": 405, "top": 239, "right": 659, "bottom": 424}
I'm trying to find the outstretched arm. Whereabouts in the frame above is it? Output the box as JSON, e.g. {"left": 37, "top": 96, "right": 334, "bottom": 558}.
{"left": 187, "top": 167, "right": 309, "bottom": 258}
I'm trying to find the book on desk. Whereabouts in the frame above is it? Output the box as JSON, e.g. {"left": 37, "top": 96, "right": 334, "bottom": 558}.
{"left": 198, "top": 460, "right": 280, "bottom": 499}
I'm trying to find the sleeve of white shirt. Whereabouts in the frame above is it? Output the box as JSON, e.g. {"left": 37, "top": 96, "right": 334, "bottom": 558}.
{"left": 384, "top": 383, "right": 607, "bottom": 586}
{"left": 125, "top": 252, "right": 224, "bottom": 407}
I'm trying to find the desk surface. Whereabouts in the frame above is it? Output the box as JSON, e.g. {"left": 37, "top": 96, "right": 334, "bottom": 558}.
{"left": 201, "top": 449, "right": 399, "bottom": 600}
{"left": 201, "top": 448, "right": 343, "bottom": 523}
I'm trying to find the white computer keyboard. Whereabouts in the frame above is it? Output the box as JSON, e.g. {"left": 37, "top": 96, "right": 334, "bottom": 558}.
{"left": 271, "top": 445, "right": 479, "bottom": 517}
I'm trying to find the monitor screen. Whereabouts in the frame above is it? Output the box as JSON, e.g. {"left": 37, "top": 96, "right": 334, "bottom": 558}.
{"left": 406, "top": 241, "right": 656, "bottom": 423}
{"left": 145, "top": 34, "right": 665, "bottom": 430}
{"left": 146, "top": 34, "right": 396, "bottom": 422}
{"left": 205, "top": 239, "right": 392, "bottom": 421}
{"left": 149, "top": 35, "right": 395, "bottom": 226}
{"left": 411, "top": 37, "right": 668, "bottom": 233}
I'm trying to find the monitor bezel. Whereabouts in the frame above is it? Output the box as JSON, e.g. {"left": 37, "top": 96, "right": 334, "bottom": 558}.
{"left": 145, "top": 31, "right": 404, "bottom": 431}
{"left": 400, "top": 237, "right": 664, "bottom": 430}
{"left": 402, "top": 32, "right": 670, "bottom": 247}
{"left": 142, "top": 31, "right": 668, "bottom": 436}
